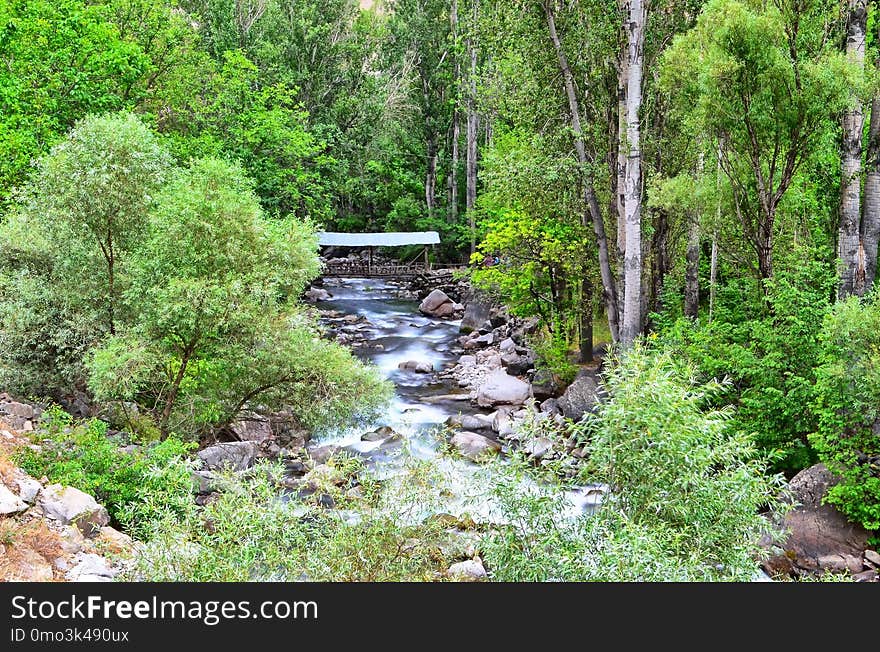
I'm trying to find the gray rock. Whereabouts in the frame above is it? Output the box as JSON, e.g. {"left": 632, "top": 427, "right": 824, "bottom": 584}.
{"left": 197, "top": 441, "right": 260, "bottom": 472}
{"left": 458, "top": 355, "right": 477, "bottom": 367}
{"left": 446, "top": 414, "right": 492, "bottom": 431}
{"left": 66, "top": 553, "right": 115, "bottom": 582}
{"left": 557, "top": 371, "right": 600, "bottom": 421}
{"left": 476, "top": 370, "right": 533, "bottom": 408}
{"left": 474, "top": 332, "right": 494, "bottom": 346}
{"left": 523, "top": 437, "right": 554, "bottom": 461}
{"left": 460, "top": 299, "right": 493, "bottom": 334}
{"left": 447, "top": 558, "right": 487, "bottom": 582}
{"left": 533, "top": 370, "right": 561, "bottom": 401}
{"left": 540, "top": 398, "right": 561, "bottom": 416}
{"left": 191, "top": 470, "right": 218, "bottom": 494}
{"left": 865, "top": 549, "right": 880, "bottom": 568}
{"left": 492, "top": 407, "right": 514, "bottom": 436}
{"left": 2, "top": 401, "right": 34, "bottom": 419}
{"left": 308, "top": 444, "right": 341, "bottom": 465}
{"left": 398, "top": 360, "right": 434, "bottom": 374}
{"left": 39, "top": 485, "right": 110, "bottom": 538}
{"left": 304, "top": 287, "right": 332, "bottom": 302}
{"left": 361, "top": 426, "right": 401, "bottom": 442}
{"left": 419, "top": 289, "right": 455, "bottom": 317}
{"left": 450, "top": 431, "right": 502, "bottom": 462}
{"left": 499, "top": 337, "right": 516, "bottom": 353}
{"left": 0, "top": 484, "right": 28, "bottom": 515}
{"left": 229, "top": 416, "right": 272, "bottom": 443}
{"left": 15, "top": 475, "right": 42, "bottom": 504}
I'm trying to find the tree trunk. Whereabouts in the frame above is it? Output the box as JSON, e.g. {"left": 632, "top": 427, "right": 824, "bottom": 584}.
{"left": 685, "top": 212, "right": 700, "bottom": 319}
{"left": 863, "top": 93, "right": 880, "bottom": 293}
{"left": 579, "top": 278, "right": 593, "bottom": 362}
{"left": 160, "top": 343, "right": 195, "bottom": 439}
{"left": 616, "top": 42, "right": 628, "bottom": 332}
{"left": 838, "top": 0, "right": 867, "bottom": 298}
{"left": 466, "top": 0, "right": 479, "bottom": 255}
{"left": 709, "top": 228, "right": 718, "bottom": 321}
{"left": 649, "top": 207, "right": 669, "bottom": 322}
{"left": 620, "top": 0, "right": 646, "bottom": 346}
{"left": 426, "top": 134, "right": 438, "bottom": 218}
{"left": 448, "top": 0, "right": 460, "bottom": 224}
{"left": 544, "top": 0, "right": 620, "bottom": 342}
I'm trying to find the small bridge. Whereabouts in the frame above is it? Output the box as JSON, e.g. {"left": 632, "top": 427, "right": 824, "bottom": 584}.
{"left": 319, "top": 230, "right": 452, "bottom": 278}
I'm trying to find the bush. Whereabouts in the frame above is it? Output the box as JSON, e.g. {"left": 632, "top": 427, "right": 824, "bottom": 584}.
{"left": 810, "top": 297, "right": 880, "bottom": 534}
{"left": 125, "top": 452, "right": 452, "bottom": 581}
{"left": 482, "top": 345, "right": 787, "bottom": 581}
{"left": 653, "top": 257, "right": 836, "bottom": 474}
{"left": 15, "top": 406, "right": 196, "bottom": 539}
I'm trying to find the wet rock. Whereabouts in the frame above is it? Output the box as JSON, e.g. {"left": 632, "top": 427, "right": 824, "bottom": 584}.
{"left": 450, "top": 431, "right": 501, "bottom": 462}
{"left": 445, "top": 414, "right": 492, "bottom": 432}
{"left": 447, "top": 558, "right": 487, "bottom": 582}
{"left": 398, "top": 360, "right": 434, "bottom": 374}
{"left": 197, "top": 441, "right": 260, "bottom": 472}
{"left": 419, "top": 289, "right": 457, "bottom": 318}
{"left": 39, "top": 485, "right": 109, "bottom": 538}
{"left": 476, "top": 370, "right": 533, "bottom": 408}
{"left": 0, "top": 484, "right": 28, "bottom": 515}
{"left": 361, "top": 426, "right": 401, "bottom": 442}
{"left": 557, "top": 371, "right": 600, "bottom": 422}
{"left": 305, "top": 287, "right": 332, "bottom": 302}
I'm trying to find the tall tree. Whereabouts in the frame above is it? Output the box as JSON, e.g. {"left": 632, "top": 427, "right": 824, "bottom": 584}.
{"left": 466, "top": 0, "right": 480, "bottom": 254}
{"left": 838, "top": 0, "right": 867, "bottom": 298}
{"left": 544, "top": 0, "right": 620, "bottom": 343}
{"left": 620, "top": 0, "right": 647, "bottom": 345}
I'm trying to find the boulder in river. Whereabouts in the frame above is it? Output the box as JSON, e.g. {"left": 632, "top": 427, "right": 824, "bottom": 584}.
{"left": 398, "top": 360, "right": 434, "bottom": 374}
{"left": 361, "top": 426, "right": 401, "bottom": 442}
{"left": 419, "top": 289, "right": 458, "bottom": 318}
{"left": 475, "top": 369, "right": 533, "bottom": 408}
{"left": 450, "top": 431, "right": 502, "bottom": 462}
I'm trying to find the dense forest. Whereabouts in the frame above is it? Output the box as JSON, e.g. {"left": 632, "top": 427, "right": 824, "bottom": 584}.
{"left": 1, "top": 0, "right": 879, "bottom": 583}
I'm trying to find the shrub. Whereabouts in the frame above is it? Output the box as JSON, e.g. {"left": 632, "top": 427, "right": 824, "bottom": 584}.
{"left": 15, "top": 406, "right": 196, "bottom": 538}
{"left": 482, "top": 345, "right": 788, "bottom": 581}
{"left": 810, "top": 297, "right": 880, "bottom": 534}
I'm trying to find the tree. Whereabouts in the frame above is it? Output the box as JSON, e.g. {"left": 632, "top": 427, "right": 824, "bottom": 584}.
{"left": 838, "top": 0, "right": 868, "bottom": 298}
{"left": 0, "top": 112, "right": 171, "bottom": 399}
{"left": 619, "top": 0, "right": 647, "bottom": 345}
{"left": 87, "top": 157, "right": 390, "bottom": 438}
{"left": 662, "top": 0, "right": 851, "bottom": 283}
{"left": 0, "top": 0, "right": 149, "bottom": 208}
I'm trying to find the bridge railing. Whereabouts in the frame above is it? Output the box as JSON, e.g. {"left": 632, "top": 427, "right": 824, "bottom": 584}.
{"left": 322, "top": 260, "right": 470, "bottom": 278}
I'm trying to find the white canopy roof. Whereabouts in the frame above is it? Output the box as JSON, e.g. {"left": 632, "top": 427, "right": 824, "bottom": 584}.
{"left": 317, "top": 231, "right": 440, "bottom": 247}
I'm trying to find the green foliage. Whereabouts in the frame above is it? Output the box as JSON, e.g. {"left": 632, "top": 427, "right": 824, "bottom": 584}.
{"left": 86, "top": 156, "right": 390, "bottom": 438}
{"left": 483, "top": 346, "right": 787, "bottom": 581}
{"left": 0, "top": 111, "right": 172, "bottom": 398}
{"left": 810, "top": 297, "right": 880, "bottom": 533}
{"left": 15, "top": 406, "right": 196, "bottom": 539}
{"left": 0, "top": 0, "right": 149, "bottom": 207}
{"left": 530, "top": 329, "right": 578, "bottom": 386}
{"left": 124, "top": 453, "right": 451, "bottom": 581}
{"left": 654, "top": 254, "right": 837, "bottom": 474}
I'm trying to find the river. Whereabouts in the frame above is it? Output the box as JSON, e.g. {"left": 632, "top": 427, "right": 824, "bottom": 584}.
{"left": 308, "top": 276, "right": 603, "bottom": 523}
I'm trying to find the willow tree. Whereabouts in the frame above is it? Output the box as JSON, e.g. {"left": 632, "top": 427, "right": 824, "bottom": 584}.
{"left": 662, "top": 0, "right": 851, "bottom": 284}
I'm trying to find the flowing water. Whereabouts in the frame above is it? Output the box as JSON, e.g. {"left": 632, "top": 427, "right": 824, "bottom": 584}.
{"left": 310, "top": 277, "right": 603, "bottom": 523}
